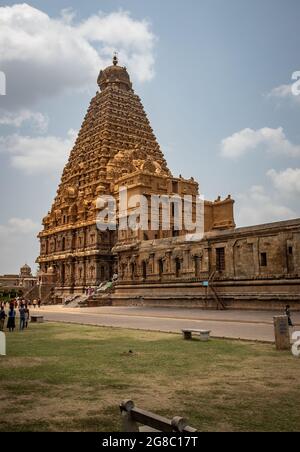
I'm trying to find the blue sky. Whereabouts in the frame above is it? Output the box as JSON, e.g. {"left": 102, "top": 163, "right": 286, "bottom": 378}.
{"left": 0, "top": 0, "right": 300, "bottom": 273}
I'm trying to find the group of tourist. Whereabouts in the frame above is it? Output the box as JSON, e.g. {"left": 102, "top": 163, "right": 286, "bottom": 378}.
{"left": 0, "top": 298, "right": 41, "bottom": 332}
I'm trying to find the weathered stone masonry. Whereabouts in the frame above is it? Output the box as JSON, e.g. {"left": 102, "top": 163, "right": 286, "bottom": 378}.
{"left": 113, "top": 219, "right": 300, "bottom": 310}
{"left": 37, "top": 57, "right": 300, "bottom": 309}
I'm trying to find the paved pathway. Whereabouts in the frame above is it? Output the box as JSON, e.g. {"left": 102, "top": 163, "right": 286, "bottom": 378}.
{"left": 34, "top": 305, "right": 300, "bottom": 343}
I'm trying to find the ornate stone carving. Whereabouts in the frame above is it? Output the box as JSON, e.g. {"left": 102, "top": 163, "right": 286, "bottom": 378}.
{"left": 37, "top": 56, "right": 236, "bottom": 301}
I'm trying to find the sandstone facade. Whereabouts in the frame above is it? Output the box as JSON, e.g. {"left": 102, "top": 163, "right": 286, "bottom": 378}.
{"left": 113, "top": 219, "right": 300, "bottom": 310}
{"left": 0, "top": 264, "right": 37, "bottom": 294}
{"left": 37, "top": 57, "right": 300, "bottom": 309}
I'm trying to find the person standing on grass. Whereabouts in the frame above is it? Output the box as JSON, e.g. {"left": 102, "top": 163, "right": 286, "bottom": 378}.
{"left": 19, "top": 304, "right": 26, "bottom": 331}
{"left": 0, "top": 305, "right": 6, "bottom": 331}
{"left": 33, "top": 299, "right": 37, "bottom": 309}
{"left": 285, "top": 305, "right": 294, "bottom": 328}
{"left": 7, "top": 304, "right": 16, "bottom": 332}
{"left": 25, "top": 306, "right": 30, "bottom": 328}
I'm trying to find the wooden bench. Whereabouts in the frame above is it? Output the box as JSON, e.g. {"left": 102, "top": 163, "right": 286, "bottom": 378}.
{"left": 182, "top": 329, "right": 211, "bottom": 341}
{"left": 31, "top": 315, "right": 44, "bottom": 323}
{"left": 120, "top": 400, "right": 197, "bottom": 433}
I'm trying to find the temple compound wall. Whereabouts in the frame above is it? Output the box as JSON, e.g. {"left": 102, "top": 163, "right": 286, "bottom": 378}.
{"left": 112, "top": 219, "right": 300, "bottom": 310}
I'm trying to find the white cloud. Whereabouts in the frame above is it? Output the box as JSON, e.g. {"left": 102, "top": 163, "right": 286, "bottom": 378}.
{"left": 269, "top": 84, "right": 294, "bottom": 99}
{"left": 221, "top": 127, "right": 300, "bottom": 159}
{"left": 0, "top": 109, "right": 49, "bottom": 132}
{"left": 236, "top": 185, "right": 296, "bottom": 227}
{"left": 60, "top": 7, "right": 77, "bottom": 25}
{"left": 0, "top": 129, "right": 77, "bottom": 174}
{"left": 0, "top": 4, "right": 156, "bottom": 110}
{"left": 267, "top": 168, "right": 300, "bottom": 196}
{"left": 0, "top": 218, "right": 39, "bottom": 236}
{"left": 78, "top": 11, "right": 156, "bottom": 81}
{"left": 0, "top": 218, "right": 40, "bottom": 274}
{"left": 268, "top": 83, "right": 300, "bottom": 104}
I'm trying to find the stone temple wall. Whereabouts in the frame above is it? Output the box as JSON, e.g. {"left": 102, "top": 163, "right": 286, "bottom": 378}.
{"left": 37, "top": 57, "right": 300, "bottom": 309}
{"left": 112, "top": 219, "right": 300, "bottom": 310}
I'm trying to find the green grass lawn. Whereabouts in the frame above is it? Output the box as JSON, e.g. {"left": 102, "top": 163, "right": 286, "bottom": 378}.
{"left": 0, "top": 322, "right": 299, "bottom": 432}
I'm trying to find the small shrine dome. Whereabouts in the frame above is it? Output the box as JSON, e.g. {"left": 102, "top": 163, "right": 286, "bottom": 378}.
{"left": 97, "top": 55, "right": 132, "bottom": 92}
{"left": 20, "top": 263, "right": 32, "bottom": 277}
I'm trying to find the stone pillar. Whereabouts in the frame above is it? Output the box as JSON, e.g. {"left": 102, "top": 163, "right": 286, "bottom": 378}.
{"left": 82, "top": 257, "right": 87, "bottom": 291}
{"left": 203, "top": 246, "right": 210, "bottom": 273}
{"left": 70, "top": 258, "right": 76, "bottom": 291}
{"left": 183, "top": 249, "right": 190, "bottom": 276}
{"left": 150, "top": 253, "right": 155, "bottom": 277}
{"left": 226, "top": 240, "right": 235, "bottom": 278}
{"left": 166, "top": 251, "right": 172, "bottom": 276}
{"left": 293, "top": 232, "right": 300, "bottom": 275}
{"left": 252, "top": 238, "right": 260, "bottom": 276}
{"left": 273, "top": 316, "right": 291, "bottom": 351}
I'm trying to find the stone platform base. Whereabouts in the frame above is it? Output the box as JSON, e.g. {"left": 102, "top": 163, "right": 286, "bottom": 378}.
{"left": 110, "top": 279, "right": 300, "bottom": 311}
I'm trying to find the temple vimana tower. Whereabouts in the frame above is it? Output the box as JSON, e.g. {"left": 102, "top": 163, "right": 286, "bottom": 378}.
{"left": 37, "top": 56, "right": 300, "bottom": 310}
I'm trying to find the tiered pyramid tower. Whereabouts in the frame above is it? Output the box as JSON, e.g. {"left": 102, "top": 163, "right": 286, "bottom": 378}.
{"left": 37, "top": 56, "right": 235, "bottom": 303}
{"left": 37, "top": 56, "right": 173, "bottom": 300}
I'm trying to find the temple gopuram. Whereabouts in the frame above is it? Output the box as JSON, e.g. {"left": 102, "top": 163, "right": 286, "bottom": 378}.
{"left": 37, "top": 57, "right": 300, "bottom": 310}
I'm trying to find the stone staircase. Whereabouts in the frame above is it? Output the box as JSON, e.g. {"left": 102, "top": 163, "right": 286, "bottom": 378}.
{"left": 87, "top": 281, "right": 116, "bottom": 307}
{"left": 23, "top": 285, "right": 40, "bottom": 302}
{"left": 63, "top": 294, "right": 90, "bottom": 308}
{"left": 61, "top": 282, "right": 117, "bottom": 308}
{"left": 208, "top": 271, "right": 226, "bottom": 310}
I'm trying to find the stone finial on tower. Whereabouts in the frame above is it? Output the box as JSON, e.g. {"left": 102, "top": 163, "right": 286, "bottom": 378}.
{"left": 113, "top": 52, "right": 118, "bottom": 66}
{"left": 98, "top": 53, "right": 132, "bottom": 91}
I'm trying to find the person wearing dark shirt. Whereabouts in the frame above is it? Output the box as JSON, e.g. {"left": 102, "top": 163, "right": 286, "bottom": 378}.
{"left": 0, "top": 306, "right": 6, "bottom": 331}
{"left": 25, "top": 307, "right": 30, "bottom": 328}
{"left": 19, "top": 305, "right": 26, "bottom": 331}
{"left": 7, "top": 305, "right": 16, "bottom": 332}
{"left": 285, "top": 305, "right": 294, "bottom": 327}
